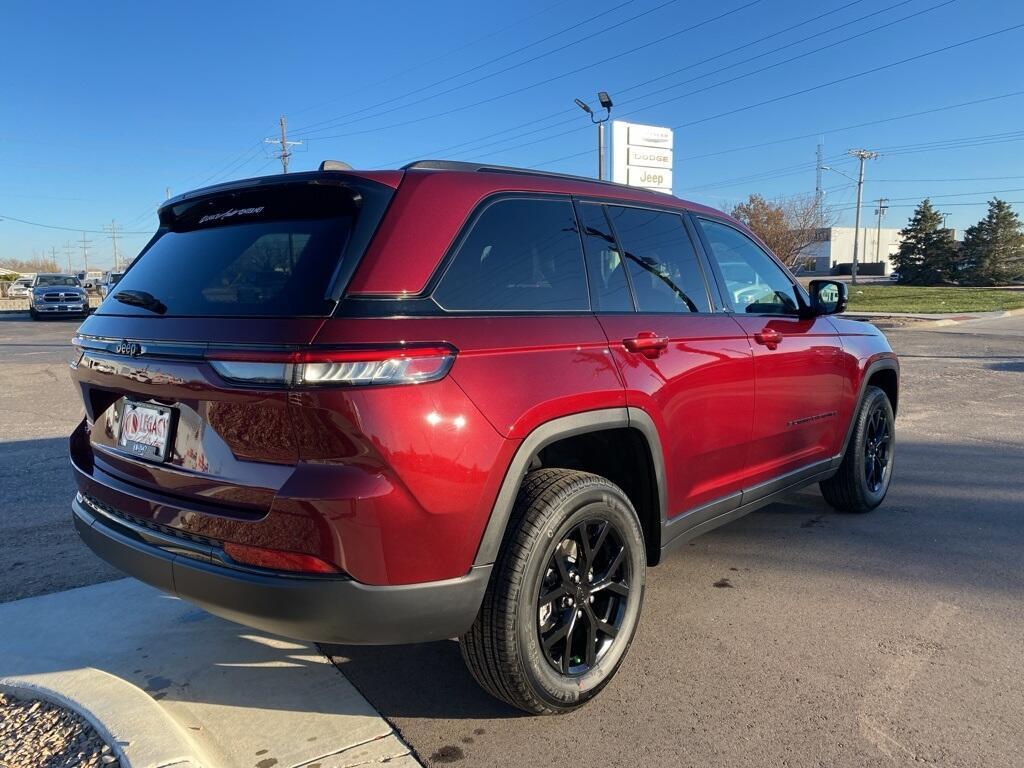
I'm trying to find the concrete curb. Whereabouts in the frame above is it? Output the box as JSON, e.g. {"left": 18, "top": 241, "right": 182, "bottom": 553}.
{"left": 0, "top": 579, "right": 422, "bottom": 768}
{"left": 1, "top": 672, "right": 205, "bottom": 768}
{"left": 845, "top": 307, "right": 1024, "bottom": 328}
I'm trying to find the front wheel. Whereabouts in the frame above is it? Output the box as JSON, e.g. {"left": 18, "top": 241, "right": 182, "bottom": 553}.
{"left": 820, "top": 385, "right": 895, "bottom": 512}
{"left": 460, "top": 469, "right": 646, "bottom": 714}
{"left": 28, "top": 308, "right": 39, "bottom": 321}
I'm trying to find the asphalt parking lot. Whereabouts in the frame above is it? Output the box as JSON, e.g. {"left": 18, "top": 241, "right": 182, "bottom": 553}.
{"left": 1, "top": 312, "right": 1021, "bottom": 767}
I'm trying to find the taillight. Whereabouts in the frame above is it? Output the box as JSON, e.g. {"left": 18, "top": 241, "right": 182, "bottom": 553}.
{"left": 206, "top": 344, "right": 455, "bottom": 388}
{"left": 223, "top": 542, "right": 340, "bottom": 574}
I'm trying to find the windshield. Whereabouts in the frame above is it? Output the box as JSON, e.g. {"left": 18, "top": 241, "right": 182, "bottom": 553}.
{"left": 102, "top": 181, "right": 390, "bottom": 317}
{"left": 35, "top": 275, "right": 79, "bottom": 287}
{"left": 108, "top": 273, "right": 124, "bottom": 284}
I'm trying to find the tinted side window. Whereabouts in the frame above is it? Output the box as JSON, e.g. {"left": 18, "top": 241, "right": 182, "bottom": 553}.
{"left": 578, "top": 203, "right": 632, "bottom": 311}
{"left": 697, "top": 218, "right": 800, "bottom": 315}
{"left": 607, "top": 206, "right": 711, "bottom": 313}
{"left": 434, "top": 198, "right": 589, "bottom": 311}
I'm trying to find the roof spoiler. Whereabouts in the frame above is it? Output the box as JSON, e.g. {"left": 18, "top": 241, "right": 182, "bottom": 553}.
{"left": 319, "top": 160, "right": 354, "bottom": 171}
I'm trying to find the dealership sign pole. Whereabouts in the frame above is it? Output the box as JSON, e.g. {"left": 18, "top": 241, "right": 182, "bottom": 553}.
{"left": 611, "top": 121, "right": 674, "bottom": 194}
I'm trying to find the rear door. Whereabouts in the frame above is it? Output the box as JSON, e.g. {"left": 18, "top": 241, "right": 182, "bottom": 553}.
{"left": 73, "top": 178, "right": 394, "bottom": 516}
{"left": 578, "top": 201, "right": 755, "bottom": 519}
{"left": 693, "top": 216, "right": 845, "bottom": 485}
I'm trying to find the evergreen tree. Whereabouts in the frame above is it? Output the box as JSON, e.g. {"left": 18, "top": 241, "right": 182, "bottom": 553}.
{"left": 891, "top": 199, "right": 957, "bottom": 284}
{"left": 960, "top": 199, "right": 1024, "bottom": 286}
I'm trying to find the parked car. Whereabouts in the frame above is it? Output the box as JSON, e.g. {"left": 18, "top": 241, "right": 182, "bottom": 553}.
{"left": 7, "top": 277, "right": 33, "bottom": 299}
{"left": 76, "top": 270, "right": 105, "bottom": 292}
{"left": 890, "top": 270, "right": 900, "bottom": 281}
{"left": 29, "top": 273, "right": 89, "bottom": 320}
{"left": 98, "top": 271, "right": 125, "bottom": 299}
{"left": 69, "top": 161, "right": 899, "bottom": 714}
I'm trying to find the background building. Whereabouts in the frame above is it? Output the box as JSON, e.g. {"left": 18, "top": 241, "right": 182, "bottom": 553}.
{"left": 801, "top": 226, "right": 907, "bottom": 275}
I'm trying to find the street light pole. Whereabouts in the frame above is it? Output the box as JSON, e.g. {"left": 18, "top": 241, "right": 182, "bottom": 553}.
{"left": 574, "top": 92, "right": 613, "bottom": 180}
{"left": 847, "top": 149, "right": 879, "bottom": 285}
{"left": 874, "top": 198, "right": 888, "bottom": 263}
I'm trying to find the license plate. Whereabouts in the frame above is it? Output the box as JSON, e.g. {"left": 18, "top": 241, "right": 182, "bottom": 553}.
{"left": 58, "top": 305, "right": 67, "bottom": 311}
{"left": 118, "top": 402, "right": 173, "bottom": 462}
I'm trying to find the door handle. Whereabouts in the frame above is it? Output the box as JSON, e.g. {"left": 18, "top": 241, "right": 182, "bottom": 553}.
{"left": 753, "top": 328, "right": 783, "bottom": 350}
{"left": 623, "top": 331, "right": 669, "bottom": 359}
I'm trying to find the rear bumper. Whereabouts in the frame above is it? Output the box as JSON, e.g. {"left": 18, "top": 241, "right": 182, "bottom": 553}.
{"left": 72, "top": 494, "right": 490, "bottom": 645}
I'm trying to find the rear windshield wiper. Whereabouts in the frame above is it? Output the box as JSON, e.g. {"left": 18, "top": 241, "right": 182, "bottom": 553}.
{"left": 114, "top": 290, "right": 167, "bottom": 315}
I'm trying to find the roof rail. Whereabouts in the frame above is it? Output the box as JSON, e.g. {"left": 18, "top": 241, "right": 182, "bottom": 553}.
{"left": 400, "top": 159, "right": 631, "bottom": 189}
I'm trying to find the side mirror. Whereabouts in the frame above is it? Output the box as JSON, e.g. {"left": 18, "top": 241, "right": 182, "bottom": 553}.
{"left": 808, "top": 279, "right": 848, "bottom": 315}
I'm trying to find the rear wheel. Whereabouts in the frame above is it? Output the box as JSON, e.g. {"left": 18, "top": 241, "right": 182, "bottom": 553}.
{"left": 820, "top": 385, "right": 894, "bottom": 512}
{"left": 460, "top": 469, "right": 646, "bottom": 715}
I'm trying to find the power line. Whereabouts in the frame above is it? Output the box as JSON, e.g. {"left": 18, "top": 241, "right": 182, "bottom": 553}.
{"left": 679, "top": 90, "right": 1024, "bottom": 162}
{"left": 832, "top": 199, "right": 1024, "bottom": 211}
{"left": 114, "top": 1, "right": 635, "bottom": 208}
{"left": 534, "top": 20, "right": 1024, "bottom": 169}
{"left": 394, "top": 0, "right": 888, "bottom": 163}
{"left": 290, "top": 0, "right": 643, "bottom": 134}
{"left": 472, "top": 0, "right": 960, "bottom": 165}
{"left": 873, "top": 186, "right": 1024, "bottom": 202}
{"left": 0, "top": 213, "right": 151, "bottom": 235}
{"left": 298, "top": 0, "right": 765, "bottom": 141}
{"left": 872, "top": 175, "right": 1024, "bottom": 182}
{"left": 675, "top": 21, "right": 1024, "bottom": 130}
{"left": 286, "top": 0, "right": 577, "bottom": 119}
{"left": 681, "top": 130, "right": 1024, "bottom": 193}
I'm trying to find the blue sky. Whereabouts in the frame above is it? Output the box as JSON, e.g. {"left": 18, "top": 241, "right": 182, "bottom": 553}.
{"left": 2, "top": 0, "right": 1023, "bottom": 269}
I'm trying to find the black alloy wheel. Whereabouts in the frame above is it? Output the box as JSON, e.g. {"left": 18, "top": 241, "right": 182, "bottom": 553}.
{"left": 460, "top": 469, "right": 646, "bottom": 714}
{"left": 537, "top": 518, "right": 630, "bottom": 676}
{"left": 820, "top": 385, "right": 895, "bottom": 513}
{"left": 863, "top": 405, "right": 892, "bottom": 493}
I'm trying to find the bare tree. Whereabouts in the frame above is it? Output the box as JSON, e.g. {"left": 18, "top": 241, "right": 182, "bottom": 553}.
{"left": 730, "top": 193, "right": 832, "bottom": 268}
{"left": 0, "top": 257, "right": 61, "bottom": 274}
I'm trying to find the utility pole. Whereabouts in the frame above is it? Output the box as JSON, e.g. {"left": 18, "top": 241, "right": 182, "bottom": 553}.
{"left": 104, "top": 220, "right": 121, "bottom": 271}
{"left": 815, "top": 141, "right": 825, "bottom": 222}
{"left": 874, "top": 198, "right": 888, "bottom": 263}
{"left": 264, "top": 115, "right": 303, "bottom": 174}
{"left": 78, "top": 232, "right": 92, "bottom": 274}
{"left": 63, "top": 241, "right": 74, "bottom": 272}
{"left": 848, "top": 149, "right": 879, "bottom": 284}
{"left": 49, "top": 246, "right": 60, "bottom": 269}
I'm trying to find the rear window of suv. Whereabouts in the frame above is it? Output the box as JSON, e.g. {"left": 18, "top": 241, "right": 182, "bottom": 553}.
{"left": 102, "top": 181, "right": 391, "bottom": 317}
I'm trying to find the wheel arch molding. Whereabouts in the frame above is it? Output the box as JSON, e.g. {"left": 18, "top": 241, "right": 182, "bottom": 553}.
{"left": 472, "top": 408, "right": 667, "bottom": 568}
{"left": 838, "top": 356, "right": 899, "bottom": 463}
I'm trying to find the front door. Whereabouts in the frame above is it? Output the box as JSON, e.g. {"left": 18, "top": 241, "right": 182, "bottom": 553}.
{"left": 577, "top": 201, "right": 755, "bottom": 519}
{"left": 694, "top": 216, "right": 845, "bottom": 486}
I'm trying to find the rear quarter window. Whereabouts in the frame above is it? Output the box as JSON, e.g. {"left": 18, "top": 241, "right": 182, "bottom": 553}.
{"left": 433, "top": 197, "right": 589, "bottom": 312}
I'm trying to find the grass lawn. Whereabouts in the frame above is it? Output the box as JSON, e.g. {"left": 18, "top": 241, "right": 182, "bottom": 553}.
{"left": 844, "top": 284, "right": 1024, "bottom": 313}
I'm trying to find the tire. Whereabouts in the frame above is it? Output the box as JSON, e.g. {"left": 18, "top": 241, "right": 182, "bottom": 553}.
{"left": 820, "top": 385, "right": 895, "bottom": 512}
{"left": 28, "top": 309, "right": 39, "bottom": 321}
{"left": 460, "top": 468, "right": 646, "bottom": 715}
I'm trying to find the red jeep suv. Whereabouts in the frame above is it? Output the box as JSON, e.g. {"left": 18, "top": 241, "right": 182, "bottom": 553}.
{"left": 69, "top": 161, "right": 898, "bottom": 714}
